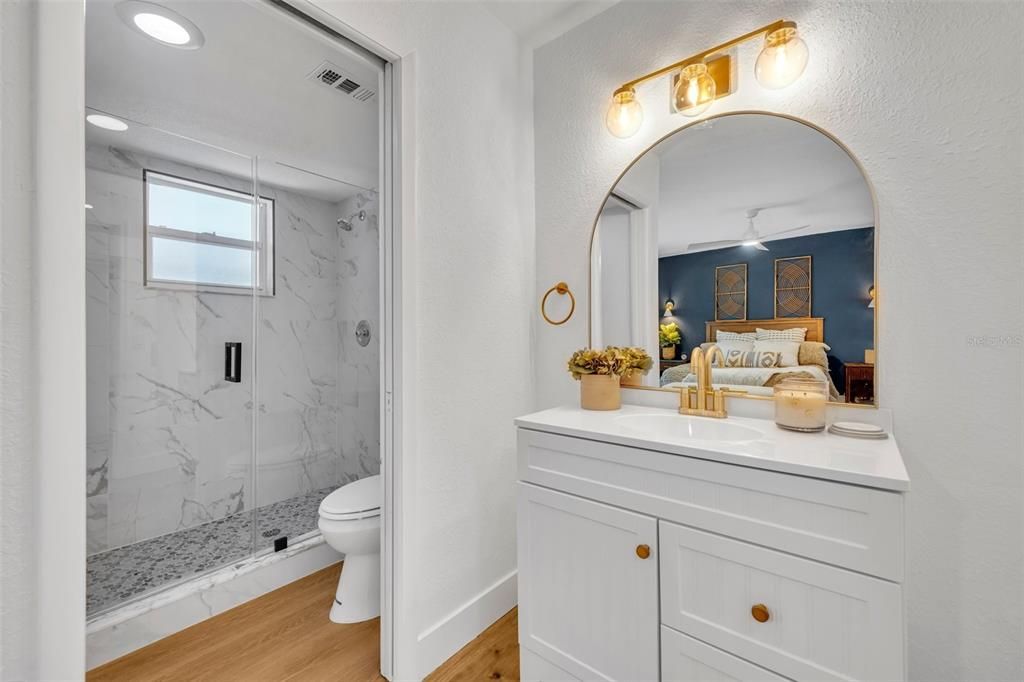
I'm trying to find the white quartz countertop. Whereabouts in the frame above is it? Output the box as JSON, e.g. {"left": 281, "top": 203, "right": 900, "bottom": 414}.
{"left": 515, "top": 404, "right": 910, "bottom": 492}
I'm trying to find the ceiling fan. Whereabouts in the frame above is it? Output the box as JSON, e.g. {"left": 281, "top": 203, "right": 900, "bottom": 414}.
{"left": 687, "top": 208, "right": 809, "bottom": 252}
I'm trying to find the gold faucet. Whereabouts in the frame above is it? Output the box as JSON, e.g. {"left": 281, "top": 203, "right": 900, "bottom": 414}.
{"left": 679, "top": 344, "right": 729, "bottom": 418}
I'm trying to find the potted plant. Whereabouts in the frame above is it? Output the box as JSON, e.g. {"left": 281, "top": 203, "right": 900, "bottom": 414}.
{"left": 612, "top": 346, "right": 653, "bottom": 386}
{"left": 567, "top": 347, "right": 627, "bottom": 410}
{"left": 659, "top": 322, "right": 681, "bottom": 360}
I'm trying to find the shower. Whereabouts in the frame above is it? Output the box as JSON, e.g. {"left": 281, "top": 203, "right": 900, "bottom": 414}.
{"left": 337, "top": 209, "right": 367, "bottom": 230}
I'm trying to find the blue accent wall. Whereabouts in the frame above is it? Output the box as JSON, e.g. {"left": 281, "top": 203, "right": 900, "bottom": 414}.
{"left": 659, "top": 227, "right": 874, "bottom": 372}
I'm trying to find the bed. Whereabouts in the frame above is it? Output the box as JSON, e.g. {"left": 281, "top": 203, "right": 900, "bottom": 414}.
{"left": 660, "top": 317, "right": 841, "bottom": 400}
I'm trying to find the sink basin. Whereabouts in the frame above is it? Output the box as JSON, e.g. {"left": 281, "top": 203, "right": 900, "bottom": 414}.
{"left": 614, "top": 413, "right": 763, "bottom": 443}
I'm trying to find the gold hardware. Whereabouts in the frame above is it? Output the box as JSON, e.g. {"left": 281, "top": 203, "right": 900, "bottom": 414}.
{"left": 678, "top": 344, "right": 729, "bottom": 418}
{"left": 541, "top": 282, "right": 575, "bottom": 326}
{"left": 751, "top": 604, "right": 770, "bottom": 623}
{"left": 670, "top": 54, "right": 732, "bottom": 114}
{"left": 635, "top": 544, "right": 651, "bottom": 559}
{"left": 616, "top": 20, "right": 796, "bottom": 94}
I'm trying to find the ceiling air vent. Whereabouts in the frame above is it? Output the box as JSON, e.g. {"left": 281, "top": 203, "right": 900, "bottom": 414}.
{"left": 307, "top": 61, "right": 376, "bottom": 103}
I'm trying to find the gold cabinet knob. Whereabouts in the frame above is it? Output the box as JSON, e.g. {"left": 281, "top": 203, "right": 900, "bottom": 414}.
{"left": 635, "top": 544, "right": 651, "bottom": 559}
{"left": 751, "top": 604, "right": 770, "bottom": 623}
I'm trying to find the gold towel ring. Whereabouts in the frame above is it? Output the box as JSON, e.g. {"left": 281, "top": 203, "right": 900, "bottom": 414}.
{"left": 541, "top": 282, "right": 575, "bottom": 326}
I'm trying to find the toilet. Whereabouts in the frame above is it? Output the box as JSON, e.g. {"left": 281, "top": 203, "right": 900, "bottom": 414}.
{"left": 318, "top": 474, "right": 381, "bottom": 623}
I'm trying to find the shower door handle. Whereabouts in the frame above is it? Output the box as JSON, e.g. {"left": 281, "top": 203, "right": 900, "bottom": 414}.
{"left": 225, "top": 342, "right": 242, "bottom": 383}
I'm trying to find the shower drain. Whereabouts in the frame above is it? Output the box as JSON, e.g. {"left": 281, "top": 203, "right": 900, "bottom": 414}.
{"left": 262, "top": 528, "right": 281, "bottom": 538}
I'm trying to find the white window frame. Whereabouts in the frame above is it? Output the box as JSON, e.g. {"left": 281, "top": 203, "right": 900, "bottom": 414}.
{"left": 143, "top": 170, "right": 275, "bottom": 296}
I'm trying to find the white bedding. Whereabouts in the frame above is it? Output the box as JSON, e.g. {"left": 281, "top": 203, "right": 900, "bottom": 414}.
{"left": 663, "top": 364, "right": 839, "bottom": 399}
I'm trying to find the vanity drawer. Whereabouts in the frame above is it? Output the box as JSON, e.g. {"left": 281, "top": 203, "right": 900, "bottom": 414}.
{"left": 659, "top": 521, "right": 904, "bottom": 681}
{"left": 661, "top": 626, "right": 787, "bottom": 682}
{"left": 518, "top": 428, "right": 903, "bottom": 580}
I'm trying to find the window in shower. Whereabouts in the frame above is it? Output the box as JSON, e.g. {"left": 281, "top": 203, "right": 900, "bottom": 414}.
{"left": 144, "top": 170, "right": 275, "bottom": 295}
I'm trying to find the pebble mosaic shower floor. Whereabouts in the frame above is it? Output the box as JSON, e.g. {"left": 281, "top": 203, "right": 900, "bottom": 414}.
{"left": 86, "top": 487, "right": 335, "bottom": 617}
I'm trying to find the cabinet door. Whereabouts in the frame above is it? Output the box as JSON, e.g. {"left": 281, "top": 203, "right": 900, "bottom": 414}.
{"left": 518, "top": 483, "right": 659, "bottom": 682}
{"left": 661, "top": 626, "right": 788, "bottom": 682}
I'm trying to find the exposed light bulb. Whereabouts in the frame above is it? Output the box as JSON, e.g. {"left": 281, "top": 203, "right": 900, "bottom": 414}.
{"left": 755, "top": 25, "right": 809, "bottom": 89}
{"left": 605, "top": 87, "right": 643, "bottom": 139}
{"left": 672, "top": 63, "right": 716, "bottom": 117}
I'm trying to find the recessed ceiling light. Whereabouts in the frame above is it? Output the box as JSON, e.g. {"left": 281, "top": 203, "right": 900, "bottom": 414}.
{"left": 85, "top": 203, "right": 94, "bottom": 210}
{"left": 86, "top": 114, "right": 129, "bottom": 132}
{"left": 115, "top": 1, "right": 205, "bottom": 50}
{"left": 133, "top": 12, "right": 190, "bottom": 45}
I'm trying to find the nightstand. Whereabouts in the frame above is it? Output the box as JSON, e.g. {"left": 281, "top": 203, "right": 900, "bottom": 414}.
{"left": 844, "top": 362, "right": 875, "bottom": 404}
{"left": 659, "top": 356, "right": 688, "bottom": 376}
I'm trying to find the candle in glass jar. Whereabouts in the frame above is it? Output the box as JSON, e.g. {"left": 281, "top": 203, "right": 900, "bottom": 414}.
{"left": 774, "top": 379, "right": 828, "bottom": 432}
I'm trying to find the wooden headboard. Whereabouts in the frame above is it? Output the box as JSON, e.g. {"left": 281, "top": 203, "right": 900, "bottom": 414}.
{"left": 705, "top": 318, "right": 825, "bottom": 344}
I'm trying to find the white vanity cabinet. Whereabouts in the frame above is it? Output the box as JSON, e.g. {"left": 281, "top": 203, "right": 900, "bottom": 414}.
{"left": 515, "top": 406, "right": 909, "bottom": 682}
{"left": 518, "top": 484, "right": 659, "bottom": 681}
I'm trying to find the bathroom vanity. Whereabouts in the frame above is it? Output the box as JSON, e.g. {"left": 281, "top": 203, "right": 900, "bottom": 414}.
{"left": 515, "top": 405, "right": 909, "bottom": 681}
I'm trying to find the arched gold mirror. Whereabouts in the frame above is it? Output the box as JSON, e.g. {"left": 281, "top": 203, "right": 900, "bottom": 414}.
{"left": 589, "top": 112, "right": 877, "bottom": 405}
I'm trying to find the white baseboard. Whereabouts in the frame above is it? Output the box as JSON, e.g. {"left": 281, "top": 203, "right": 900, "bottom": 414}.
{"left": 416, "top": 569, "right": 518, "bottom": 679}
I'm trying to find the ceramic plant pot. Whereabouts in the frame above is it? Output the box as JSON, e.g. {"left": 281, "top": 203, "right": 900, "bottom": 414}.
{"left": 579, "top": 374, "right": 621, "bottom": 411}
{"left": 661, "top": 346, "right": 676, "bottom": 360}
{"left": 621, "top": 370, "right": 643, "bottom": 387}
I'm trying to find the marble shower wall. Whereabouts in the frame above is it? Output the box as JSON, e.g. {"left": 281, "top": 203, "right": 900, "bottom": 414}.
{"left": 335, "top": 191, "right": 381, "bottom": 483}
{"left": 86, "top": 144, "right": 379, "bottom": 555}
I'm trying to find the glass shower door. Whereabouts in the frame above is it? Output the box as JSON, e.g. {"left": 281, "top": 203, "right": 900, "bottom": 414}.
{"left": 251, "top": 158, "right": 381, "bottom": 552}
{"left": 85, "top": 121, "right": 259, "bottom": 616}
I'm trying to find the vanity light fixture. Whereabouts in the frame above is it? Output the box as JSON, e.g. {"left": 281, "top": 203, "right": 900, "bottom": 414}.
{"left": 605, "top": 20, "right": 809, "bottom": 137}
{"left": 673, "top": 64, "right": 716, "bottom": 117}
{"left": 86, "top": 114, "right": 129, "bottom": 132}
{"left": 868, "top": 286, "right": 876, "bottom": 309}
{"left": 605, "top": 88, "right": 644, "bottom": 139}
{"left": 663, "top": 299, "right": 675, "bottom": 318}
{"left": 116, "top": 1, "right": 205, "bottom": 50}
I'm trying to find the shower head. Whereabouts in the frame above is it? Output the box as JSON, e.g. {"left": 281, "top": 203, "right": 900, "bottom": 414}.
{"left": 337, "top": 209, "right": 367, "bottom": 231}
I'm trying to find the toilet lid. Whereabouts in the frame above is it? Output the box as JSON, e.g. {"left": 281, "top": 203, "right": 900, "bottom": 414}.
{"left": 319, "top": 474, "right": 381, "bottom": 520}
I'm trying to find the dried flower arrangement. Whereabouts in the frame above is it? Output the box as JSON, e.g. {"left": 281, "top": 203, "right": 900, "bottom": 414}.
{"left": 612, "top": 346, "right": 653, "bottom": 375}
{"left": 611, "top": 346, "right": 654, "bottom": 386}
{"left": 568, "top": 347, "right": 624, "bottom": 379}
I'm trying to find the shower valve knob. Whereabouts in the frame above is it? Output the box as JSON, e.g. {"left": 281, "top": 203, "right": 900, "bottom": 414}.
{"left": 355, "top": 320, "right": 371, "bottom": 347}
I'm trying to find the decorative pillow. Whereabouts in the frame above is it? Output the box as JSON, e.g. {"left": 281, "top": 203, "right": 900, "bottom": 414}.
{"left": 755, "top": 327, "right": 807, "bottom": 342}
{"left": 798, "top": 341, "right": 832, "bottom": 370}
{"left": 723, "top": 349, "right": 782, "bottom": 368}
{"left": 714, "top": 339, "right": 755, "bottom": 358}
{"left": 717, "top": 330, "right": 757, "bottom": 343}
{"left": 752, "top": 339, "right": 801, "bottom": 367}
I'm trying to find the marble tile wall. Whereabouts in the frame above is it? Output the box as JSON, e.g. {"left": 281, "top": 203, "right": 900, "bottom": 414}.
{"left": 86, "top": 144, "right": 379, "bottom": 556}
{"left": 335, "top": 191, "right": 381, "bottom": 483}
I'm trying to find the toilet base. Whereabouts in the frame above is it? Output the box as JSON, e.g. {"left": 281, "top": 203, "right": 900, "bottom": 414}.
{"left": 330, "top": 553, "right": 380, "bottom": 623}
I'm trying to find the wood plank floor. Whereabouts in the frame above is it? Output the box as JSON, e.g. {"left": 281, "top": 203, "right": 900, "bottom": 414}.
{"left": 88, "top": 563, "right": 520, "bottom": 681}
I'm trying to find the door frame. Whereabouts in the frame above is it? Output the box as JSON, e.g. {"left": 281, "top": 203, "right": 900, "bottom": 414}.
{"left": 253, "top": 3, "right": 413, "bottom": 678}
{"left": 48, "top": 0, "right": 412, "bottom": 677}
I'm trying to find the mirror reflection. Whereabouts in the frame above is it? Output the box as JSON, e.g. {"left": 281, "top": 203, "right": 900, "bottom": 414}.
{"left": 590, "top": 113, "right": 876, "bottom": 404}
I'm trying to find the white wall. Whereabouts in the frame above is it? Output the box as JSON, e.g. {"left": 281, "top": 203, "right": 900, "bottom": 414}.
{"left": 310, "top": 3, "right": 535, "bottom": 678}
{"left": 0, "top": 2, "right": 39, "bottom": 678}
{"left": 0, "top": 1, "right": 87, "bottom": 679}
{"left": 534, "top": 2, "right": 1023, "bottom": 680}
{"left": 595, "top": 209, "right": 632, "bottom": 346}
